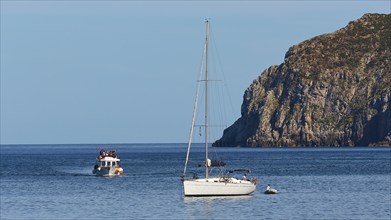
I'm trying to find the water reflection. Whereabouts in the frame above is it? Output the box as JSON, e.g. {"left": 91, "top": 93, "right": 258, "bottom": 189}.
{"left": 183, "top": 195, "right": 253, "bottom": 204}
{"left": 183, "top": 195, "right": 255, "bottom": 219}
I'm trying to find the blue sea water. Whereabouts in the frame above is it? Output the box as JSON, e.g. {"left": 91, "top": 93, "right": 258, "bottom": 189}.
{"left": 0, "top": 144, "right": 390, "bottom": 220}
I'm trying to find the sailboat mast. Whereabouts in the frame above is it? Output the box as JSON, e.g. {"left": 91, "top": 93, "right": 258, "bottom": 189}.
{"left": 205, "top": 19, "right": 209, "bottom": 179}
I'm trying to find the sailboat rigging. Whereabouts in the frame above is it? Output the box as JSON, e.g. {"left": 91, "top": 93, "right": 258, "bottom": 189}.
{"left": 182, "top": 19, "right": 257, "bottom": 196}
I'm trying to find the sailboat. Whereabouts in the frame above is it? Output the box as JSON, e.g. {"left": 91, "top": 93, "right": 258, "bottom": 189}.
{"left": 182, "top": 19, "right": 257, "bottom": 196}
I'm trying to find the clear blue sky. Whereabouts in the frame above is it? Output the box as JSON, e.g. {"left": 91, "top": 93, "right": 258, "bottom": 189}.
{"left": 1, "top": 1, "right": 389, "bottom": 144}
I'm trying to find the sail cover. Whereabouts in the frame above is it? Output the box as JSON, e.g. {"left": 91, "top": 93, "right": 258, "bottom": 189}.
{"left": 207, "top": 159, "right": 226, "bottom": 167}
{"left": 228, "top": 169, "right": 251, "bottom": 173}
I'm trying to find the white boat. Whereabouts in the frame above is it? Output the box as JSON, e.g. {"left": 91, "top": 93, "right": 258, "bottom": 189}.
{"left": 264, "top": 184, "right": 278, "bottom": 194}
{"left": 264, "top": 188, "right": 278, "bottom": 194}
{"left": 182, "top": 19, "right": 257, "bottom": 196}
{"left": 93, "top": 149, "right": 123, "bottom": 176}
{"left": 184, "top": 177, "right": 257, "bottom": 196}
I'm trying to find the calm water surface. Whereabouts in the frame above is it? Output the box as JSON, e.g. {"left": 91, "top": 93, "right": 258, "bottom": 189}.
{"left": 1, "top": 144, "right": 390, "bottom": 219}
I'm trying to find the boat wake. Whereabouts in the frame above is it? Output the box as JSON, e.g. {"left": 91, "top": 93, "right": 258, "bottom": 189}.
{"left": 53, "top": 166, "right": 94, "bottom": 176}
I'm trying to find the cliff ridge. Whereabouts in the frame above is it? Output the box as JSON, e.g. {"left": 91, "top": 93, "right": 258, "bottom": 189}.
{"left": 214, "top": 13, "right": 391, "bottom": 147}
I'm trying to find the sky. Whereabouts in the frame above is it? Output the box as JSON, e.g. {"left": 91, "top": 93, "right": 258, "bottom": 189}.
{"left": 1, "top": 1, "right": 390, "bottom": 145}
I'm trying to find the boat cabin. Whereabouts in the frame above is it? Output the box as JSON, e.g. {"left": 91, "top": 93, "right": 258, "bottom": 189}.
{"left": 97, "top": 158, "right": 121, "bottom": 167}
{"left": 95, "top": 150, "right": 121, "bottom": 168}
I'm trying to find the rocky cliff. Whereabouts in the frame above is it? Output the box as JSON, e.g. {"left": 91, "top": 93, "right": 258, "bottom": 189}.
{"left": 214, "top": 13, "right": 391, "bottom": 147}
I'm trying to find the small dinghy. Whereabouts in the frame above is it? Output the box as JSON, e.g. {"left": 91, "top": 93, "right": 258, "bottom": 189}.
{"left": 264, "top": 188, "right": 278, "bottom": 194}
{"left": 264, "top": 184, "right": 278, "bottom": 194}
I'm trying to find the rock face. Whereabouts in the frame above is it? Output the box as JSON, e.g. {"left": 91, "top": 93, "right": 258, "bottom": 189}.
{"left": 214, "top": 13, "right": 391, "bottom": 147}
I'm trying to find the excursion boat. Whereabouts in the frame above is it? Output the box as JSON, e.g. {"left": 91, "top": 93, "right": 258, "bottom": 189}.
{"left": 93, "top": 149, "right": 123, "bottom": 176}
{"left": 182, "top": 19, "right": 257, "bottom": 196}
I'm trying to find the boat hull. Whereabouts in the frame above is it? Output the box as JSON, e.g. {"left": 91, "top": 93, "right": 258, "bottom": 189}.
{"left": 183, "top": 178, "right": 256, "bottom": 196}
{"left": 93, "top": 166, "right": 122, "bottom": 177}
{"left": 264, "top": 189, "right": 278, "bottom": 194}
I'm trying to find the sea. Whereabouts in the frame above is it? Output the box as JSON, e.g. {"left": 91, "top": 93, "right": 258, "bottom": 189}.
{"left": 0, "top": 144, "right": 390, "bottom": 220}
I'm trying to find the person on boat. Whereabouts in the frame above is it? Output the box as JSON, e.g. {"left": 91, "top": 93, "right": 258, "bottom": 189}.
{"left": 242, "top": 174, "right": 247, "bottom": 181}
{"left": 266, "top": 184, "right": 271, "bottom": 191}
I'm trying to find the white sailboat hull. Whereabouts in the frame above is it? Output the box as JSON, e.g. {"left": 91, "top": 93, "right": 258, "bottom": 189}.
{"left": 183, "top": 178, "right": 256, "bottom": 196}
